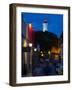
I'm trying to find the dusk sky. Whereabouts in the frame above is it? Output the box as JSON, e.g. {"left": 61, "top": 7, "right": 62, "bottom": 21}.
{"left": 22, "top": 12, "right": 63, "bottom": 38}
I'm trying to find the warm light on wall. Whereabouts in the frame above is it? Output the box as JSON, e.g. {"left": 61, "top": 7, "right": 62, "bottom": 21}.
{"left": 55, "top": 55, "right": 59, "bottom": 60}
{"left": 23, "top": 39, "right": 27, "bottom": 47}
{"left": 51, "top": 47, "right": 61, "bottom": 54}
{"left": 40, "top": 51, "right": 43, "bottom": 53}
{"left": 28, "top": 23, "right": 33, "bottom": 42}
{"left": 28, "top": 23, "right": 32, "bottom": 31}
{"left": 29, "top": 43, "right": 32, "bottom": 47}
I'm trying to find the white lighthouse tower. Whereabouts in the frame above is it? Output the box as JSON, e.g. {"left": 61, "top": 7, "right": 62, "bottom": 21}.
{"left": 43, "top": 19, "right": 48, "bottom": 32}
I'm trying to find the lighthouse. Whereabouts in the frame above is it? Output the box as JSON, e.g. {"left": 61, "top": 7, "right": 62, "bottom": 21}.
{"left": 43, "top": 19, "right": 48, "bottom": 32}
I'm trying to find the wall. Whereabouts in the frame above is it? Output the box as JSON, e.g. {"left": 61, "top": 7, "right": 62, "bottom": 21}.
{"left": 0, "top": 0, "right": 72, "bottom": 90}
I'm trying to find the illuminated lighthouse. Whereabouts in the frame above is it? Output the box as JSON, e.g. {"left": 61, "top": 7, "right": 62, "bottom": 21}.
{"left": 43, "top": 19, "right": 48, "bottom": 32}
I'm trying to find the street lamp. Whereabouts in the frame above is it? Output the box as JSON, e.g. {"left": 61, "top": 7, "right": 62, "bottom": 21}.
{"left": 34, "top": 48, "right": 37, "bottom": 52}
{"left": 28, "top": 43, "right": 33, "bottom": 76}
{"left": 29, "top": 43, "right": 32, "bottom": 47}
{"left": 48, "top": 51, "right": 51, "bottom": 55}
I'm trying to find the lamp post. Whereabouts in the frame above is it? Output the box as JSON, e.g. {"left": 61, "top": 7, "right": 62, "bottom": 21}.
{"left": 28, "top": 23, "right": 33, "bottom": 76}
{"left": 23, "top": 24, "right": 29, "bottom": 76}
{"left": 29, "top": 43, "right": 33, "bottom": 76}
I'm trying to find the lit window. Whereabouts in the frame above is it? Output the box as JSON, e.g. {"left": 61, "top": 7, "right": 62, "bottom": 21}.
{"left": 40, "top": 51, "right": 43, "bottom": 53}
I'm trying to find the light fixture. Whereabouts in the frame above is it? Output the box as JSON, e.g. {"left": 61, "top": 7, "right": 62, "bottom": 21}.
{"left": 48, "top": 51, "right": 51, "bottom": 55}
{"left": 40, "top": 51, "right": 43, "bottom": 53}
{"left": 28, "top": 23, "right": 32, "bottom": 31}
{"left": 29, "top": 43, "right": 32, "bottom": 47}
{"left": 34, "top": 48, "right": 37, "bottom": 52}
{"left": 41, "top": 53, "right": 44, "bottom": 57}
{"left": 29, "top": 23, "right": 32, "bottom": 28}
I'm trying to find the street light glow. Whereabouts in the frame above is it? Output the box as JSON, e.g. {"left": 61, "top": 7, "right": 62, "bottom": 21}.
{"left": 41, "top": 53, "right": 44, "bottom": 57}
{"left": 28, "top": 23, "right": 32, "bottom": 31}
{"left": 29, "top": 43, "right": 32, "bottom": 47}
{"left": 40, "top": 51, "right": 43, "bottom": 53}
{"left": 34, "top": 48, "right": 37, "bottom": 52}
{"left": 48, "top": 51, "right": 51, "bottom": 55}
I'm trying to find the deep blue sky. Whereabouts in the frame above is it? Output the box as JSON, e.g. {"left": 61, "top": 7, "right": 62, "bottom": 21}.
{"left": 22, "top": 12, "right": 63, "bottom": 38}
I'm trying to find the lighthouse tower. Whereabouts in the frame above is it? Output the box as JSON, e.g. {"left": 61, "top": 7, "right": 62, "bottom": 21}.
{"left": 43, "top": 19, "right": 48, "bottom": 32}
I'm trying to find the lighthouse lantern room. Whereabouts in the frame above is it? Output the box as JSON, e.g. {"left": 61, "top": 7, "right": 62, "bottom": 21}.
{"left": 43, "top": 19, "right": 48, "bottom": 32}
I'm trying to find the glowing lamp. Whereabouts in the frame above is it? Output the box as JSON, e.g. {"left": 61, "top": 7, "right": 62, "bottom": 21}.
{"left": 28, "top": 23, "right": 33, "bottom": 42}
{"left": 40, "top": 51, "right": 43, "bottom": 53}
{"left": 29, "top": 43, "right": 32, "bottom": 47}
{"left": 48, "top": 51, "right": 51, "bottom": 55}
{"left": 34, "top": 48, "right": 37, "bottom": 52}
{"left": 28, "top": 24, "right": 32, "bottom": 31}
{"left": 41, "top": 53, "right": 44, "bottom": 57}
